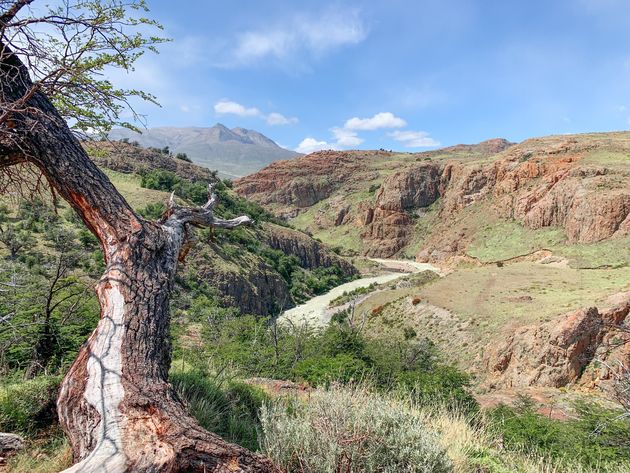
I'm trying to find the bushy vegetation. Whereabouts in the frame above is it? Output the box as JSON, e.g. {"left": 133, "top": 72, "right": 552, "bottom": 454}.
{"left": 489, "top": 395, "right": 630, "bottom": 468}
{"left": 329, "top": 282, "right": 378, "bottom": 307}
{"left": 139, "top": 168, "right": 283, "bottom": 224}
{"left": 0, "top": 376, "right": 60, "bottom": 435}
{"left": 260, "top": 385, "right": 453, "bottom": 473}
{"left": 0, "top": 202, "right": 101, "bottom": 376}
{"left": 170, "top": 369, "right": 269, "bottom": 451}
{"left": 176, "top": 306, "right": 477, "bottom": 413}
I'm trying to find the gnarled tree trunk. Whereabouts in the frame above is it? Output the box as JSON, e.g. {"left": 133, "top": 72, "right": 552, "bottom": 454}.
{"left": 1, "top": 44, "right": 277, "bottom": 472}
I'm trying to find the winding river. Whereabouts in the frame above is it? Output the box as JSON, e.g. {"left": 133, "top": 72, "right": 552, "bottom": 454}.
{"left": 279, "top": 259, "right": 442, "bottom": 327}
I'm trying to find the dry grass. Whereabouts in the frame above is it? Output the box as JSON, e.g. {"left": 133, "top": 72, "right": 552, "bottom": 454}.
{"left": 260, "top": 384, "right": 629, "bottom": 473}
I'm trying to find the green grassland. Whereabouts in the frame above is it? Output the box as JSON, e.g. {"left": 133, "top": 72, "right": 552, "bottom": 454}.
{"left": 104, "top": 169, "right": 172, "bottom": 209}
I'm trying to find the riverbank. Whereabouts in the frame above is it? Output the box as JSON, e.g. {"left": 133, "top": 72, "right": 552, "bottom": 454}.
{"left": 279, "top": 259, "right": 441, "bottom": 326}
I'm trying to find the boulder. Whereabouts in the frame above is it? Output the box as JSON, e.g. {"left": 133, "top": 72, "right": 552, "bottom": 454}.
{"left": 0, "top": 432, "right": 25, "bottom": 456}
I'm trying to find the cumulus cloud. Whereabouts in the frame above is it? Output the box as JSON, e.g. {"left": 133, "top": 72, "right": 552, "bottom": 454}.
{"left": 214, "top": 100, "right": 297, "bottom": 126}
{"left": 267, "top": 112, "right": 298, "bottom": 126}
{"left": 388, "top": 130, "right": 440, "bottom": 147}
{"left": 331, "top": 127, "right": 363, "bottom": 147}
{"left": 214, "top": 100, "right": 261, "bottom": 117}
{"left": 227, "top": 7, "right": 367, "bottom": 67}
{"left": 296, "top": 111, "right": 439, "bottom": 153}
{"left": 295, "top": 127, "right": 364, "bottom": 154}
{"left": 295, "top": 137, "right": 335, "bottom": 154}
{"left": 344, "top": 112, "right": 407, "bottom": 131}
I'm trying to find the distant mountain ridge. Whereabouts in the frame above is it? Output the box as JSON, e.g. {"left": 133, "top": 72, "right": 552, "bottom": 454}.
{"left": 108, "top": 124, "right": 300, "bottom": 178}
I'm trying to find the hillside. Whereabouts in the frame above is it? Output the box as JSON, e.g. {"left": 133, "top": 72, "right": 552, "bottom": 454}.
{"left": 236, "top": 132, "right": 630, "bottom": 399}
{"left": 108, "top": 124, "right": 300, "bottom": 178}
{"left": 235, "top": 132, "right": 629, "bottom": 265}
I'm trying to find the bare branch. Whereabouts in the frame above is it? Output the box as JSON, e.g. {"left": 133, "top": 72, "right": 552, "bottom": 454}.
{"left": 165, "top": 184, "right": 254, "bottom": 229}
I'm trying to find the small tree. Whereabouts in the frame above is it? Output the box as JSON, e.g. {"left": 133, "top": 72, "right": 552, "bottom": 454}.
{"left": 0, "top": 1, "right": 275, "bottom": 471}
{"left": 175, "top": 151, "right": 191, "bottom": 162}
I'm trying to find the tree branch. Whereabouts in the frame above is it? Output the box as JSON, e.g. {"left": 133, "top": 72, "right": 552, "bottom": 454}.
{"left": 165, "top": 183, "right": 254, "bottom": 229}
{"left": 0, "top": 0, "right": 34, "bottom": 28}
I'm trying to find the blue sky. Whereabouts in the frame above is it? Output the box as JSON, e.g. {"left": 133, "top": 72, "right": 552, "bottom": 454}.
{"left": 111, "top": 0, "right": 630, "bottom": 153}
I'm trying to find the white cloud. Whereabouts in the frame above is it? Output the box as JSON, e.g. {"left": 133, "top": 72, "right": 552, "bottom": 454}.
{"left": 214, "top": 100, "right": 297, "bottom": 126}
{"left": 389, "top": 130, "right": 440, "bottom": 148}
{"left": 295, "top": 128, "right": 363, "bottom": 154}
{"left": 331, "top": 127, "right": 363, "bottom": 147}
{"left": 214, "top": 100, "right": 261, "bottom": 117}
{"left": 228, "top": 7, "right": 367, "bottom": 67}
{"left": 344, "top": 112, "right": 407, "bottom": 131}
{"left": 267, "top": 112, "right": 298, "bottom": 126}
{"left": 295, "top": 138, "right": 336, "bottom": 154}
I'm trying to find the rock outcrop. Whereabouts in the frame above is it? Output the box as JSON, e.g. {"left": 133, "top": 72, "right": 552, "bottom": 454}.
{"left": 484, "top": 293, "right": 630, "bottom": 391}
{"left": 235, "top": 150, "right": 377, "bottom": 213}
{"left": 263, "top": 223, "right": 358, "bottom": 276}
{"left": 203, "top": 259, "right": 292, "bottom": 316}
{"left": 361, "top": 163, "right": 442, "bottom": 256}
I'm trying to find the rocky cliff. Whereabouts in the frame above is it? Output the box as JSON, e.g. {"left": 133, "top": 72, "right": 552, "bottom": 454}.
{"left": 235, "top": 133, "right": 630, "bottom": 261}
{"left": 263, "top": 223, "right": 358, "bottom": 276}
{"left": 484, "top": 292, "right": 630, "bottom": 394}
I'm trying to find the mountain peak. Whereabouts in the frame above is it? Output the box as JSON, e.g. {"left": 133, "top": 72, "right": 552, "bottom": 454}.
{"left": 108, "top": 125, "right": 299, "bottom": 178}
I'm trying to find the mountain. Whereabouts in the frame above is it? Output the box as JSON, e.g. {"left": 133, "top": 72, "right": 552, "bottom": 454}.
{"left": 108, "top": 124, "right": 300, "bottom": 178}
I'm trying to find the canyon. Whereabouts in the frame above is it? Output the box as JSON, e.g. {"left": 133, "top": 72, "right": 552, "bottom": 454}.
{"left": 236, "top": 132, "right": 630, "bottom": 399}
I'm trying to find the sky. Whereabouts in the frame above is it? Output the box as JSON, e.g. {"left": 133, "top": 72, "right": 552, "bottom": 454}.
{"left": 109, "top": 0, "right": 630, "bottom": 153}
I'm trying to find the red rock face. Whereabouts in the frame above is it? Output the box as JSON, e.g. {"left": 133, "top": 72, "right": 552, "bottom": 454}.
{"left": 234, "top": 150, "right": 376, "bottom": 209}
{"left": 235, "top": 133, "right": 630, "bottom": 260}
{"left": 483, "top": 293, "right": 630, "bottom": 392}
{"left": 361, "top": 164, "right": 442, "bottom": 256}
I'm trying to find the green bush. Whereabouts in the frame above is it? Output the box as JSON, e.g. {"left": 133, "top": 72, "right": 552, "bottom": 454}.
{"left": 170, "top": 370, "right": 269, "bottom": 451}
{"left": 138, "top": 202, "right": 166, "bottom": 220}
{"left": 0, "top": 376, "right": 61, "bottom": 435}
{"left": 397, "top": 366, "right": 478, "bottom": 414}
{"left": 294, "top": 354, "right": 368, "bottom": 386}
{"left": 490, "top": 399, "right": 630, "bottom": 468}
{"left": 175, "top": 152, "right": 191, "bottom": 162}
{"left": 260, "top": 385, "right": 453, "bottom": 473}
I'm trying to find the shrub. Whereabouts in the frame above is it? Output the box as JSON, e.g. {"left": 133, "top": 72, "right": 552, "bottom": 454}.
{"left": 260, "top": 385, "right": 453, "bottom": 473}
{"left": 489, "top": 400, "right": 630, "bottom": 468}
{"left": 175, "top": 152, "right": 191, "bottom": 162}
{"left": 397, "top": 366, "right": 478, "bottom": 414}
{"left": 368, "top": 183, "right": 380, "bottom": 193}
{"left": 0, "top": 376, "right": 61, "bottom": 435}
{"left": 170, "top": 370, "right": 268, "bottom": 450}
{"left": 293, "top": 354, "right": 368, "bottom": 386}
{"left": 138, "top": 202, "right": 166, "bottom": 220}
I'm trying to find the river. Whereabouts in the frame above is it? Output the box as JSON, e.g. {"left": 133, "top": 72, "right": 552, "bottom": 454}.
{"left": 278, "top": 259, "right": 442, "bottom": 327}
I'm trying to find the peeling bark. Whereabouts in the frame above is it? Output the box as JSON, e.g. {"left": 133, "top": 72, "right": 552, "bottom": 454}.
{"left": 1, "top": 43, "right": 277, "bottom": 472}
